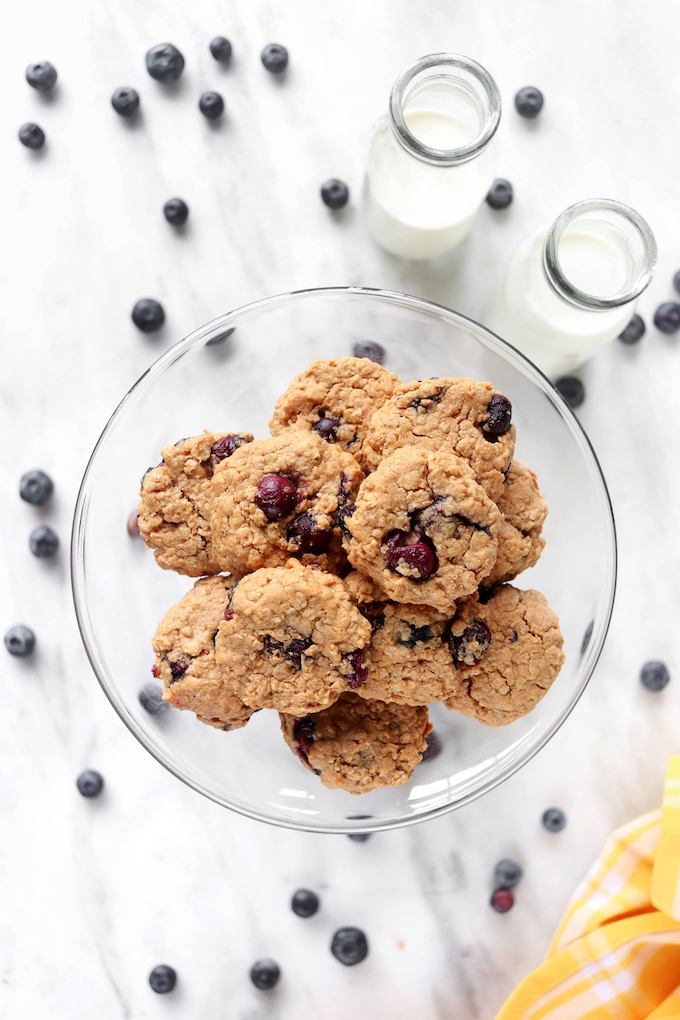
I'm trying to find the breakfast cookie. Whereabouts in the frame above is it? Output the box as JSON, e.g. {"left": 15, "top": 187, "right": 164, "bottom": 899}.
{"left": 152, "top": 575, "right": 253, "bottom": 730}
{"left": 214, "top": 562, "right": 372, "bottom": 714}
{"left": 482, "top": 460, "right": 547, "bottom": 587}
{"left": 279, "top": 692, "right": 431, "bottom": 794}
{"left": 361, "top": 377, "right": 516, "bottom": 501}
{"left": 139, "top": 431, "right": 253, "bottom": 577}
{"left": 269, "top": 357, "right": 400, "bottom": 467}
{"left": 444, "top": 584, "right": 564, "bottom": 726}
{"left": 210, "top": 431, "right": 363, "bottom": 575}
{"left": 344, "top": 447, "right": 501, "bottom": 609}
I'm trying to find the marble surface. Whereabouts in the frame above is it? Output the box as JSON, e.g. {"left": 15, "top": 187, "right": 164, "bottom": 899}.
{"left": 2, "top": 0, "right": 680, "bottom": 1016}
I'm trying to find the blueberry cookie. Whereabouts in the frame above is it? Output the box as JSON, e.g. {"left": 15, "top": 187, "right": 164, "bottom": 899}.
{"left": 279, "top": 692, "right": 431, "bottom": 794}
{"left": 139, "top": 431, "right": 252, "bottom": 576}
{"left": 210, "top": 431, "right": 363, "bottom": 575}
{"left": 214, "top": 562, "right": 372, "bottom": 714}
{"left": 344, "top": 447, "right": 501, "bottom": 609}
{"left": 444, "top": 584, "right": 564, "bottom": 725}
{"left": 269, "top": 357, "right": 400, "bottom": 467}
{"left": 152, "top": 575, "right": 253, "bottom": 730}
{"left": 361, "top": 377, "right": 516, "bottom": 501}
{"left": 482, "top": 461, "right": 547, "bottom": 587}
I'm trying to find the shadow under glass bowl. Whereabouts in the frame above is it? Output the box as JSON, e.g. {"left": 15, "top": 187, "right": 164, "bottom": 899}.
{"left": 71, "top": 287, "right": 616, "bottom": 834}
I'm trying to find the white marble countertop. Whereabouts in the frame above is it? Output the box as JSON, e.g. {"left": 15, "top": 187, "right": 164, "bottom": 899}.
{"left": 3, "top": 0, "right": 680, "bottom": 1016}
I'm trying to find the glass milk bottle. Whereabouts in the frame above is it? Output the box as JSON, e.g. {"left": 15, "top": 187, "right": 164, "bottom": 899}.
{"left": 363, "top": 53, "right": 501, "bottom": 260}
{"left": 485, "top": 199, "right": 657, "bottom": 378}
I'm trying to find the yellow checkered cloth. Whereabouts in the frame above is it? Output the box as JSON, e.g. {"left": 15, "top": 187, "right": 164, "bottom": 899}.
{"left": 496, "top": 757, "right": 680, "bottom": 1020}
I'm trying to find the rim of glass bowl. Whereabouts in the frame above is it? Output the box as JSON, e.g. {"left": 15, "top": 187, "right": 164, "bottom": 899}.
{"left": 71, "top": 286, "right": 617, "bottom": 834}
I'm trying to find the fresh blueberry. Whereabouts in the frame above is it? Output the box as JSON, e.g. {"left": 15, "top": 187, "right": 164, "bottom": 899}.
{"left": 77, "top": 770, "right": 104, "bottom": 798}
{"left": 26, "top": 61, "right": 57, "bottom": 91}
{"left": 20, "top": 470, "right": 53, "bottom": 506}
{"left": 321, "top": 179, "right": 349, "bottom": 210}
{"left": 580, "top": 620, "right": 594, "bottom": 655}
{"left": 29, "top": 525, "right": 59, "bottom": 558}
{"left": 331, "top": 927, "right": 369, "bottom": 966}
{"left": 146, "top": 43, "right": 185, "bottom": 83}
{"left": 261, "top": 44, "right": 288, "bottom": 73}
{"left": 494, "top": 859, "right": 523, "bottom": 888}
{"left": 19, "top": 123, "right": 45, "bottom": 150}
{"left": 132, "top": 299, "right": 165, "bottom": 333}
{"left": 256, "top": 474, "right": 297, "bottom": 520}
{"left": 139, "top": 682, "right": 168, "bottom": 715}
{"left": 210, "top": 36, "right": 232, "bottom": 63}
{"left": 640, "top": 661, "right": 670, "bottom": 692}
{"left": 515, "top": 86, "right": 544, "bottom": 118}
{"left": 653, "top": 302, "right": 680, "bottom": 334}
{"left": 348, "top": 832, "right": 371, "bottom": 842}
{"left": 250, "top": 958, "right": 280, "bottom": 990}
{"left": 291, "top": 889, "right": 319, "bottom": 918}
{"left": 4, "top": 625, "right": 35, "bottom": 657}
{"left": 148, "top": 964, "right": 177, "bottom": 994}
{"left": 483, "top": 393, "right": 512, "bottom": 436}
{"left": 205, "top": 326, "right": 235, "bottom": 347}
{"left": 352, "top": 341, "right": 385, "bottom": 364}
{"left": 674, "top": 271, "right": 680, "bottom": 295}
{"left": 163, "top": 198, "right": 189, "bottom": 226}
{"left": 111, "top": 87, "right": 140, "bottom": 117}
{"left": 199, "top": 91, "right": 224, "bottom": 120}
{"left": 486, "top": 179, "right": 513, "bottom": 210}
{"left": 555, "top": 376, "right": 585, "bottom": 409}
{"left": 618, "top": 313, "right": 645, "bottom": 345}
{"left": 490, "top": 888, "right": 514, "bottom": 913}
{"left": 384, "top": 529, "right": 438, "bottom": 580}
{"left": 421, "top": 731, "right": 442, "bottom": 761}
{"left": 542, "top": 807, "right": 566, "bottom": 833}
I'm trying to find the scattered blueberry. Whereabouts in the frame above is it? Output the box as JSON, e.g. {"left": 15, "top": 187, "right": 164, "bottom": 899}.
{"left": 127, "top": 510, "right": 140, "bottom": 537}
{"left": 164, "top": 198, "right": 189, "bottom": 226}
{"left": 291, "top": 889, "right": 319, "bottom": 918}
{"left": 132, "top": 298, "right": 165, "bottom": 333}
{"left": 321, "top": 179, "right": 349, "bottom": 210}
{"left": 580, "top": 620, "right": 594, "bottom": 656}
{"left": 674, "top": 270, "right": 680, "bottom": 295}
{"left": 26, "top": 61, "right": 57, "bottom": 92}
{"left": 348, "top": 832, "right": 371, "bottom": 842}
{"left": 199, "top": 91, "right": 224, "bottom": 120}
{"left": 19, "top": 123, "right": 45, "bottom": 150}
{"left": 618, "top": 313, "right": 645, "bottom": 345}
{"left": 210, "top": 37, "right": 232, "bottom": 63}
{"left": 640, "top": 660, "right": 670, "bottom": 692}
{"left": 494, "top": 859, "right": 523, "bottom": 888}
{"left": 111, "top": 87, "right": 140, "bottom": 117}
{"left": 20, "top": 470, "right": 53, "bottom": 506}
{"left": 421, "top": 731, "right": 442, "bottom": 761}
{"left": 261, "top": 44, "right": 288, "bottom": 74}
{"left": 205, "top": 326, "right": 235, "bottom": 347}
{"left": 331, "top": 927, "right": 369, "bottom": 966}
{"left": 352, "top": 341, "right": 385, "bottom": 364}
{"left": 4, "top": 625, "right": 35, "bottom": 657}
{"left": 486, "top": 179, "right": 513, "bottom": 210}
{"left": 148, "top": 964, "right": 177, "bottom": 994}
{"left": 250, "top": 958, "right": 280, "bottom": 990}
{"left": 555, "top": 376, "right": 585, "bottom": 409}
{"left": 29, "top": 525, "right": 59, "bottom": 558}
{"left": 146, "top": 43, "right": 185, "bottom": 83}
{"left": 542, "top": 807, "right": 566, "bottom": 833}
{"left": 490, "top": 888, "right": 514, "bottom": 913}
{"left": 384, "top": 529, "right": 437, "bottom": 580}
{"left": 77, "top": 770, "right": 104, "bottom": 798}
{"left": 653, "top": 302, "right": 680, "bottom": 335}
{"left": 515, "top": 86, "right": 544, "bottom": 118}
{"left": 139, "top": 682, "right": 168, "bottom": 715}
{"left": 256, "top": 474, "right": 297, "bottom": 520}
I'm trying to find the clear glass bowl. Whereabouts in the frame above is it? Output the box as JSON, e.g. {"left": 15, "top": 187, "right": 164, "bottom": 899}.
{"left": 71, "top": 287, "right": 616, "bottom": 834}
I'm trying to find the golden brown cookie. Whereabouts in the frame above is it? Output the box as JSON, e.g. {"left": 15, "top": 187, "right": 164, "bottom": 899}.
{"left": 279, "top": 692, "right": 431, "bottom": 794}
{"left": 269, "top": 357, "right": 400, "bottom": 467}
{"left": 214, "top": 562, "right": 372, "bottom": 714}
{"left": 139, "top": 431, "right": 252, "bottom": 577}
{"left": 482, "top": 461, "right": 547, "bottom": 587}
{"left": 344, "top": 447, "right": 501, "bottom": 609}
{"left": 361, "top": 377, "right": 515, "bottom": 500}
{"left": 152, "top": 575, "right": 253, "bottom": 730}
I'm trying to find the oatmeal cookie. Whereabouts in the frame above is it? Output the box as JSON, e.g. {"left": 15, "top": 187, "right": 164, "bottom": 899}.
{"left": 361, "top": 377, "right": 515, "bottom": 500}
{"left": 344, "top": 447, "right": 501, "bottom": 609}
{"left": 210, "top": 431, "right": 363, "bottom": 575}
{"left": 444, "top": 584, "right": 564, "bottom": 726}
{"left": 139, "top": 431, "right": 252, "bottom": 577}
{"left": 214, "top": 562, "right": 372, "bottom": 714}
{"left": 482, "top": 461, "right": 547, "bottom": 587}
{"left": 269, "top": 357, "right": 400, "bottom": 466}
{"left": 280, "top": 692, "right": 431, "bottom": 794}
{"left": 152, "top": 575, "right": 253, "bottom": 730}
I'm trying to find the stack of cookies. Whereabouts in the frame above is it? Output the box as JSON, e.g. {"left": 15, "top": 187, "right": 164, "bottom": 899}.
{"left": 140, "top": 357, "right": 564, "bottom": 796}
